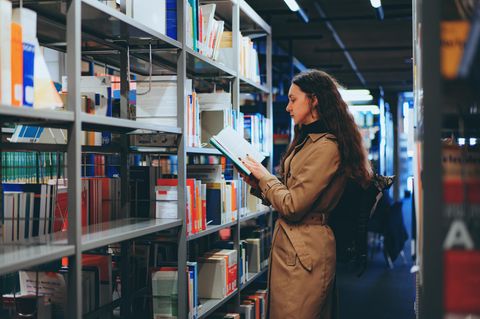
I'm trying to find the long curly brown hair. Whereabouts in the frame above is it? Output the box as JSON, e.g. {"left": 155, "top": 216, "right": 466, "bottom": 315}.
{"left": 281, "top": 69, "right": 372, "bottom": 187}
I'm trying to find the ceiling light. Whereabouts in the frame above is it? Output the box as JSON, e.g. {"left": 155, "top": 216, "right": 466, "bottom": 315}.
{"left": 348, "top": 104, "right": 380, "bottom": 114}
{"left": 370, "top": 0, "right": 382, "bottom": 8}
{"left": 284, "top": 0, "right": 300, "bottom": 11}
{"left": 339, "top": 89, "right": 373, "bottom": 102}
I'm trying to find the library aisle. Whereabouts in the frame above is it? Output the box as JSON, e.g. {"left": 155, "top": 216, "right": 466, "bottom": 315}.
{"left": 336, "top": 197, "right": 416, "bottom": 319}
{"left": 2, "top": 0, "right": 479, "bottom": 318}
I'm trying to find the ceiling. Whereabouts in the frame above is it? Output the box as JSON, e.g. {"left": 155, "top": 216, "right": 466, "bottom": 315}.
{"left": 246, "top": 0, "right": 413, "bottom": 95}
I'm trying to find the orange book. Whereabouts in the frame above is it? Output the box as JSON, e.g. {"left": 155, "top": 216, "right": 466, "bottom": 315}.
{"left": 441, "top": 20, "right": 470, "bottom": 79}
{"left": 11, "top": 22, "right": 22, "bottom": 107}
{"left": 245, "top": 295, "right": 261, "bottom": 319}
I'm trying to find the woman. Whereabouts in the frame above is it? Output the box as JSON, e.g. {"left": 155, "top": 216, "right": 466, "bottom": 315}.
{"left": 241, "top": 69, "right": 372, "bottom": 318}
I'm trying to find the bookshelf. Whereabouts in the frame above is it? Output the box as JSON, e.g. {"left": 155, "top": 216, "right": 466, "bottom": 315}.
{"left": 0, "top": 0, "right": 273, "bottom": 318}
{"left": 240, "top": 268, "right": 268, "bottom": 291}
{"left": 197, "top": 290, "right": 239, "bottom": 319}
{"left": 413, "top": 0, "right": 480, "bottom": 318}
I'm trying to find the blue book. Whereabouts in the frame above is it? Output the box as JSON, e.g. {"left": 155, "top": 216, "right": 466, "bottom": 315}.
{"left": 206, "top": 185, "right": 222, "bottom": 225}
{"left": 85, "top": 153, "right": 95, "bottom": 177}
{"left": 187, "top": 262, "right": 198, "bottom": 319}
{"left": 22, "top": 42, "right": 35, "bottom": 107}
{"left": 166, "top": 0, "right": 177, "bottom": 40}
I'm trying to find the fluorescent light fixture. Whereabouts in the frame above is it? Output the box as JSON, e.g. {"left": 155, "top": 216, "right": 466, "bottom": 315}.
{"left": 339, "top": 89, "right": 373, "bottom": 102}
{"left": 458, "top": 138, "right": 466, "bottom": 146}
{"left": 284, "top": 0, "right": 300, "bottom": 11}
{"left": 370, "top": 0, "right": 382, "bottom": 8}
{"left": 470, "top": 138, "right": 477, "bottom": 146}
{"left": 348, "top": 104, "right": 380, "bottom": 114}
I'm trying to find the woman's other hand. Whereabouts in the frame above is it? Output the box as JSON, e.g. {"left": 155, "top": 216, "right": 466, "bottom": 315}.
{"left": 242, "top": 155, "right": 270, "bottom": 181}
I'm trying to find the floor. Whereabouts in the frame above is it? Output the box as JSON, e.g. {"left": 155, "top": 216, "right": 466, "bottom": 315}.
{"left": 336, "top": 196, "right": 416, "bottom": 319}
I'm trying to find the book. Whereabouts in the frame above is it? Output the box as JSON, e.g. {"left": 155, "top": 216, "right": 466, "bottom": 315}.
{"left": 12, "top": 7, "right": 36, "bottom": 107}
{"left": 34, "top": 40, "right": 64, "bottom": 109}
{"left": 132, "top": 0, "right": 166, "bottom": 34}
{"left": 0, "top": 0, "right": 12, "bottom": 105}
{"left": 209, "top": 126, "right": 265, "bottom": 176}
{"left": 11, "top": 18, "right": 22, "bottom": 107}
{"left": 441, "top": 20, "right": 470, "bottom": 79}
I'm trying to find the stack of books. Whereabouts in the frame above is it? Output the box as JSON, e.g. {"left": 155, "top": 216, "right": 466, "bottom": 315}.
{"left": 0, "top": 2, "right": 63, "bottom": 109}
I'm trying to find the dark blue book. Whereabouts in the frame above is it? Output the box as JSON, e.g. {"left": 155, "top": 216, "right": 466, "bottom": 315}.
{"left": 166, "top": 0, "right": 177, "bottom": 40}
{"left": 206, "top": 185, "right": 222, "bottom": 225}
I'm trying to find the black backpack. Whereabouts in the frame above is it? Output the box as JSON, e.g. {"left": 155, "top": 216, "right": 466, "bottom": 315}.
{"left": 328, "top": 174, "right": 395, "bottom": 276}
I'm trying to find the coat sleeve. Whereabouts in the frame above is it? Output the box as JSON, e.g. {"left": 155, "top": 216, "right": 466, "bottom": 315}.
{"left": 249, "top": 186, "right": 272, "bottom": 206}
{"left": 258, "top": 139, "right": 340, "bottom": 222}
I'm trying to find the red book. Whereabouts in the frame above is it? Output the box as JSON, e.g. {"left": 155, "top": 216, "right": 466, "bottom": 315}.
{"left": 53, "top": 189, "right": 68, "bottom": 232}
{"left": 444, "top": 250, "right": 480, "bottom": 313}
{"left": 157, "top": 178, "right": 178, "bottom": 186}
{"left": 186, "top": 179, "right": 197, "bottom": 234}
{"left": 101, "top": 178, "right": 111, "bottom": 223}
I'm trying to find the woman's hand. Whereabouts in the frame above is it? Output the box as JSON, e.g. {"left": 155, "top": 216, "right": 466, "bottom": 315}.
{"left": 241, "top": 155, "right": 270, "bottom": 181}
{"left": 240, "top": 173, "right": 259, "bottom": 189}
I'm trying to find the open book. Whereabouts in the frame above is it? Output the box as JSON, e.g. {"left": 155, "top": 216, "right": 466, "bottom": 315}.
{"left": 209, "top": 126, "right": 265, "bottom": 176}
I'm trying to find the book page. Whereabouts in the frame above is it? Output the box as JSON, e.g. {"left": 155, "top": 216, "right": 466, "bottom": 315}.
{"left": 213, "top": 126, "right": 265, "bottom": 163}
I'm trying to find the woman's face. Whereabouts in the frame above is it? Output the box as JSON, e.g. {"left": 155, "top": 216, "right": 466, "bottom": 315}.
{"left": 285, "top": 84, "right": 318, "bottom": 126}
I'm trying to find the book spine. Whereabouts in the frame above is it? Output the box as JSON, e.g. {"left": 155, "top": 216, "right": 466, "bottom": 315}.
{"left": 13, "top": 8, "right": 36, "bottom": 107}
{"left": 166, "top": 0, "right": 177, "bottom": 40}
{"left": 0, "top": 0, "right": 12, "bottom": 105}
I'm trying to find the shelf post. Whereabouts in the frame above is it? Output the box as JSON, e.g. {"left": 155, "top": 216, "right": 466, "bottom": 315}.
{"left": 418, "top": 0, "right": 443, "bottom": 316}
{"left": 232, "top": 1, "right": 242, "bottom": 310}
{"left": 66, "top": 0, "right": 82, "bottom": 317}
{"left": 177, "top": 0, "right": 188, "bottom": 317}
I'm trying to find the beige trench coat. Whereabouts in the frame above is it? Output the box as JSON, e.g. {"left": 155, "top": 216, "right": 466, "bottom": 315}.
{"left": 257, "top": 133, "right": 347, "bottom": 319}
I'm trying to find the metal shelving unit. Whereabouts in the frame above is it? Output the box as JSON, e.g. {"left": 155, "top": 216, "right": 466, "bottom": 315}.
{"left": 198, "top": 290, "right": 239, "bottom": 319}
{"left": 81, "top": 113, "right": 181, "bottom": 133}
{"left": 239, "top": 76, "right": 270, "bottom": 94}
{"left": 0, "top": 104, "right": 74, "bottom": 125}
{"left": 413, "top": 0, "right": 480, "bottom": 318}
{"left": 240, "top": 268, "right": 268, "bottom": 291}
{"left": 186, "top": 47, "right": 237, "bottom": 78}
{"left": 240, "top": 208, "right": 271, "bottom": 223}
{"left": 0, "top": 244, "right": 76, "bottom": 276}
{"left": 187, "top": 220, "right": 238, "bottom": 241}
{"left": 0, "top": 1, "right": 273, "bottom": 318}
{"left": 186, "top": 146, "right": 222, "bottom": 155}
{"left": 81, "top": 218, "right": 182, "bottom": 251}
